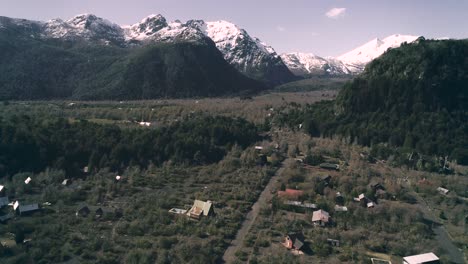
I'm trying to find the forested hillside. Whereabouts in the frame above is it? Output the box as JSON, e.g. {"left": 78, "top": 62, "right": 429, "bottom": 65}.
{"left": 0, "top": 29, "right": 264, "bottom": 100}
{"left": 277, "top": 39, "right": 468, "bottom": 165}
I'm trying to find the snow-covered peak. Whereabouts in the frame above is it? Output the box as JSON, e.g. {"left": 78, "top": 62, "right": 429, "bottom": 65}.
{"left": 281, "top": 52, "right": 350, "bottom": 76}
{"left": 43, "top": 13, "right": 124, "bottom": 43}
{"left": 125, "top": 14, "right": 168, "bottom": 40}
{"left": 338, "top": 34, "right": 419, "bottom": 72}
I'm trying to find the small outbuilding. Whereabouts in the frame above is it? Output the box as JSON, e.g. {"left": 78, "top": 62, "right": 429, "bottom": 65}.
{"left": 24, "top": 177, "right": 32, "bottom": 184}
{"left": 403, "top": 252, "right": 439, "bottom": 264}
{"left": 319, "top": 163, "right": 340, "bottom": 171}
{"left": 436, "top": 187, "right": 449, "bottom": 195}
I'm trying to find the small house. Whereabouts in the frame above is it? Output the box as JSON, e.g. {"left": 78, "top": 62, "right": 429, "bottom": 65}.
{"left": 186, "top": 200, "right": 214, "bottom": 219}
{"left": 0, "top": 197, "right": 9, "bottom": 208}
{"left": 327, "top": 238, "right": 340, "bottom": 247}
{"left": 254, "top": 146, "right": 264, "bottom": 151}
{"left": 76, "top": 205, "right": 90, "bottom": 217}
{"left": 83, "top": 166, "right": 89, "bottom": 173}
{"left": 334, "top": 205, "right": 348, "bottom": 212}
{"left": 335, "top": 192, "right": 344, "bottom": 205}
{"left": 18, "top": 204, "right": 39, "bottom": 215}
{"left": 312, "top": 209, "right": 330, "bottom": 226}
{"left": 62, "top": 179, "right": 71, "bottom": 186}
{"left": 282, "top": 232, "right": 305, "bottom": 251}
{"left": 354, "top": 193, "right": 366, "bottom": 202}
{"left": 24, "top": 177, "right": 32, "bottom": 184}
{"left": 367, "top": 202, "right": 375, "bottom": 208}
{"left": 139, "top": 121, "right": 151, "bottom": 127}
{"left": 436, "top": 187, "right": 449, "bottom": 195}
{"left": 278, "top": 189, "right": 304, "bottom": 200}
{"left": 0, "top": 185, "right": 4, "bottom": 194}
{"left": 319, "top": 163, "right": 340, "bottom": 171}
{"left": 403, "top": 252, "right": 439, "bottom": 264}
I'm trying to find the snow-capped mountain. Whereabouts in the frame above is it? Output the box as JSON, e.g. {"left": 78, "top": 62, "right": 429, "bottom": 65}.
{"left": 0, "top": 13, "right": 294, "bottom": 85}
{"left": 337, "top": 34, "right": 420, "bottom": 73}
{"left": 281, "top": 34, "right": 420, "bottom": 76}
{"left": 280, "top": 52, "right": 350, "bottom": 76}
{"left": 185, "top": 19, "right": 295, "bottom": 85}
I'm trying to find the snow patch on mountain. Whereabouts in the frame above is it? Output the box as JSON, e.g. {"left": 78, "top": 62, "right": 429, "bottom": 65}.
{"left": 337, "top": 34, "right": 419, "bottom": 72}
{"left": 281, "top": 52, "right": 350, "bottom": 76}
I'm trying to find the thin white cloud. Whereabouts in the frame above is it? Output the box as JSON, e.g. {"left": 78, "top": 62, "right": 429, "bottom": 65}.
{"left": 325, "top": 7, "right": 346, "bottom": 19}
{"left": 277, "top": 26, "right": 286, "bottom": 32}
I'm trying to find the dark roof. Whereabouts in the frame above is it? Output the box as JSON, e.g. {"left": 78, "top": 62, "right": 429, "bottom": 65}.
{"left": 0, "top": 213, "right": 14, "bottom": 222}
{"left": 0, "top": 196, "right": 9, "bottom": 207}
{"left": 287, "top": 232, "right": 305, "bottom": 250}
{"left": 19, "top": 204, "right": 39, "bottom": 214}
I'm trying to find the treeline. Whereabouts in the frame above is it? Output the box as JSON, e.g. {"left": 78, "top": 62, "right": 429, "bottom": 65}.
{"left": 0, "top": 115, "right": 259, "bottom": 177}
{"left": 274, "top": 39, "right": 468, "bottom": 165}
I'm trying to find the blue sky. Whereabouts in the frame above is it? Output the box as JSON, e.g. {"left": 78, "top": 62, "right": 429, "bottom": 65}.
{"left": 1, "top": 0, "right": 467, "bottom": 56}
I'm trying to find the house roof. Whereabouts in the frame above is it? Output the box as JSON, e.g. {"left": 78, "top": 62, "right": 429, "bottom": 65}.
{"left": 358, "top": 193, "right": 365, "bottom": 200}
{"left": 0, "top": 197, "right": 9, "bottom": 207}
{"left": 312, "top": 209, "right": 330, "bottom": 222}
{"left": 278, "top": 189, "right": 304, "bottom": 198}
{"left": 403, "top": 252, "right": 439, "bottom": 264}
{"left": 0, "top": 185, "right": 4, "bottom": 192}
{"left": 287, "top": 232, "right": 305, "bottom": 250}
{"left": 19, "top": 204, "right": 39, "bottom": 213}
{"left": 188, "top": 200, "right": 213, "bottom": 217}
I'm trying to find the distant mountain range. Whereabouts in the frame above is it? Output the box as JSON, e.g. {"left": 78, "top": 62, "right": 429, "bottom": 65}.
{"left": 281, "top": 34, "right": 421, "bottom": 77}
{"left": 0, "top": 14, "right": 296, "bottom": 86}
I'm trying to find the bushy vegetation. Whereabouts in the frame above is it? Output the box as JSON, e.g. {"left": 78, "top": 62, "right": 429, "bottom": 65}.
{"left": 0, "top": 114, "right": 259, "bottom": 177}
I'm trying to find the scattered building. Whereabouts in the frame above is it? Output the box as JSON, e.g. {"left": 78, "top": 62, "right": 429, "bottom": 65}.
{"left": 312, "top": 209, "right": 330, "bottom": 226}
{"left": 326, "top": 238, "right": 340, "bottom": 247}
{"left": 186, "top": 200, "right": 214, "bottom": 220}
{"left": 0, "top": 197, "right": 9, "bottom": 208}
{"left": 13, "top": 201, "right": 20, "bottom": 210}
{"left": 319, "top": 163, "right": 340, "bottom": 171}
{"left": 335, "top": 192, "right": 344, "bottom": 205}
{"left": 115, "top": 175, "right": 122, "bottom": 181}
{"left": 76, "top": 205, "right": 90, "bottom": 217}
{"left": 254, "top": 146, "right": 264, "bottom": 151}
{"left": 284, "top": 200, "right": 316, "bottom": 209}
{"left": 168, "top": 208, "right": 188, "bottom": 215}
{"left": 83, "top": 166, "right": 89, "bottom": 173}
{"left": 0, "top": 185, "right": 4, "bottom": 193}
{"left": 95, "top": 208, "right": 104, "bottom": 218}
{"left": 62, "top": 179, "right": 70, "bottom": 186}
{"left": 139, "top": 121, "right": 151, "bottom": 127}
{"left": 18, "top": 204, "right": 40, "bottom": 215}
{"left": 354, "top": 193, "right": 366, "bottom": 202}
{"left": 436, "top": 187, "right": 449, "bottom": 195}
{"left": 24, "top": 177, "right": 32, "bottom": 184}
{"left": 282, "top": 232, "right": 305, "bottom": 251}
{"left": 278, "top": 189, "right": 304, "bottom": 200}
{"left": 334, "top": 205, "right": 348, "bottom": 212}
{"left": 367, "top": 202, "right": 375, "bottom": 208}
{"left": 403, "top": 252, "right": 439, "bottom": 264}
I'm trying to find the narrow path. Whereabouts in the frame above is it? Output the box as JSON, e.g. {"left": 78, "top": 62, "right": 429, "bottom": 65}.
{"left": 222, "top": 159, "right": 288, "bottom": 263}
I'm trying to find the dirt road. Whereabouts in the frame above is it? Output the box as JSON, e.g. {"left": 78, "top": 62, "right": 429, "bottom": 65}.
{"left": 222, "top": 159, "right": 288, "bottom": 263}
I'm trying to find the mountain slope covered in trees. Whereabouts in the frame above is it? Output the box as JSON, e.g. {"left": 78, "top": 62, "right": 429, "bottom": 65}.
{"left": 280, "top": 39, "right": 468, "bottom": 165}
{"left": 0, "top": 25, "right": 265, "bottom": 100}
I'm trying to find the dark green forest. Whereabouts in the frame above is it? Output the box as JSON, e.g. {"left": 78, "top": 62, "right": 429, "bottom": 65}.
{"left": 275, "top": 39, "right": 468, "bottom": 165}
{"left": 0, "top": 28, "right": 264, "bottom": 100}
{"left": 0, "top": 114, "right": 259, "bottom": 178}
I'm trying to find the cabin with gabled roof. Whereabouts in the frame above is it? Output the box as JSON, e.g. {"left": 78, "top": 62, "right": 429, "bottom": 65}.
{"left": 186, "top": 200, "right": 214, "bottom": 220}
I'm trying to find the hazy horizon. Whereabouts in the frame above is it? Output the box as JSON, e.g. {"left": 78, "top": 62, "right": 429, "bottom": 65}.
{"left": 1, "top": 0, "right": 467, "bottom": 56}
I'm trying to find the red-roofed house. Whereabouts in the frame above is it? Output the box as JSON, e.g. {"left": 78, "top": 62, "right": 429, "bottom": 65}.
{"left": 278, "top": 189, "right": 304, "bottom": 200}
